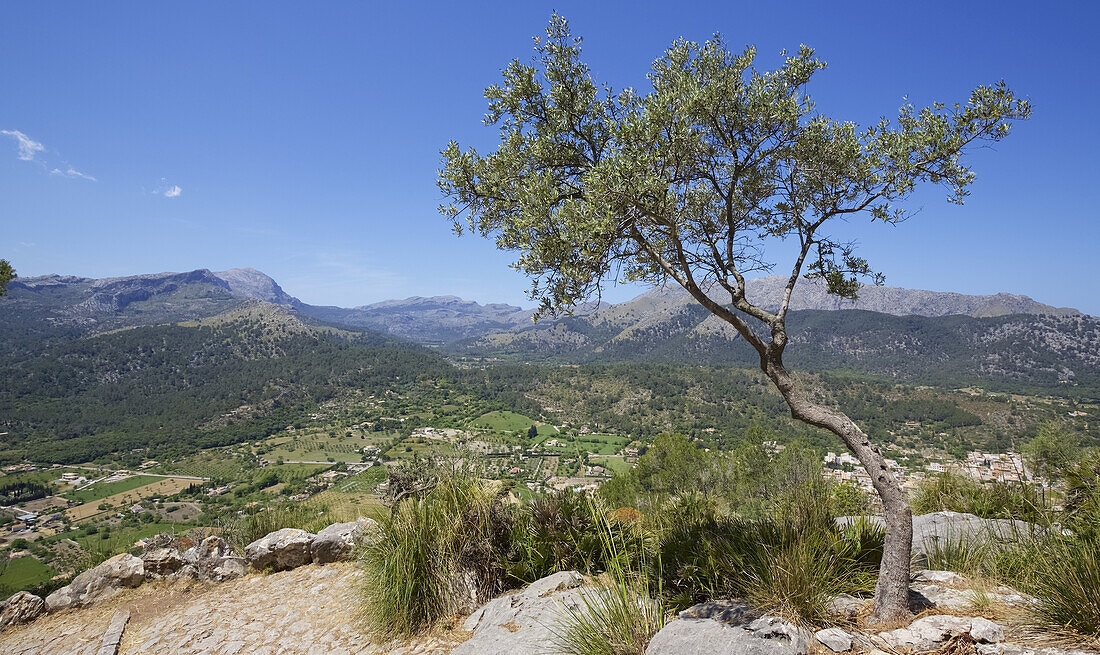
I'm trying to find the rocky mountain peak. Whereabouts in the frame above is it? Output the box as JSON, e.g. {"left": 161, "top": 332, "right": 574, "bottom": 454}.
{"left": 213, "top": 268, "right": 299, "bottom": 306}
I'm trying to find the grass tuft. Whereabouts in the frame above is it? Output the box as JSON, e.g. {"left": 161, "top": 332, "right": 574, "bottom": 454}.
{"left": 552, "top": 499, "right": 665, "bottom": 655}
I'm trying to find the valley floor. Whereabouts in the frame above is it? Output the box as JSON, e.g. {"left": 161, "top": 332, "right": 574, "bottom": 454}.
{"left": 0, "top": 563, "right": 465, "bottom": 655}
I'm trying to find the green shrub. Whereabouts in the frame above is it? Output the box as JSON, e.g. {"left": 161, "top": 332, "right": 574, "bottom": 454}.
{"left": 658, "top": 511, "right": 882, "bottom": 624}
{"left": 358, "top": 473, "right": 513, "bottom": 638}
{"left": 508, "top": 490, "right": 605, "bottom": 583}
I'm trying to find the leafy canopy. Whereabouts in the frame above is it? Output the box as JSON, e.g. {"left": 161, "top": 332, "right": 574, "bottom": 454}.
{"left": 0, "top": 259, "right": 15, "bottom": 297}
{"left": 440, "top": 15, "right": 1029, "bottom": 336}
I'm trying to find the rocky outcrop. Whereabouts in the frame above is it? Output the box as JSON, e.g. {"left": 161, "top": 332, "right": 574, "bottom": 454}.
{"left": 246, "top": 528, "right": 315, "bottom": 571}
{"left": 647, "top": 600, "right": 810, "bottom": 655}
{"left": 877, "top": 615, "right": 1006, "bottom": 651}
{"left": 910, "top": 569, "right": 1036, "bottom": 611}
{"left": 454, "top": 570, "right": 594, "bottom": 655}
{"left": 0, "top": 591, "right": 46, "bottom": 629}
{"left": 310, "top": 518, "right": 377, "bottom": 564}
{"left": 180, "top": 535, "right": 247, "bottom": 582}
{"left": 45, "top": 553, "right": 144, "bottom": 611}
{"left": 836, "top": 512, "right": 1058, "bottom": 557}
{"left": 141, "top": 548, "right": 185, "bottom": 579}
{"left": 814, "top": 627, "right": 853, "bottom": 652}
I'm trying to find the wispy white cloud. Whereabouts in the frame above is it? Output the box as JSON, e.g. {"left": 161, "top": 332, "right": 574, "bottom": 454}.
{"left": 51, "top": 167, "right": 97, "bottom": 181}
{"left": 3, "top": 129, "right": 96, "bottom": 182}
{"left": 1, "top": 129, "right": 45, "bottom": 161}
{"left": 153, "top": 178, "right": 182, "bottom": 198}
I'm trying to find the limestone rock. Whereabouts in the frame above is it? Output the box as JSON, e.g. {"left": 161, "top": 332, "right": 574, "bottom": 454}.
{"left": 98, "top": 609, "right": 130, "bottom": 655}
{"left": 815, "top": 627, "right": 853, "bottom": 652}
{"left": 826, "top": 593, "right": 864, "bottom": 619}
{"left": 975, "top": 646, "right": 1098, "bottom": 655}
{"left": 970, "top": 617, "right": 1004, "bottom": 644}
{"left": 0, "top": 591, "right": 46, "bottom": 629}
{"left": 454, "top": 570, "right": 591, "bottom": 655}
{"left": 910, "top": 581, "right": 1036, "bottom": 611}
{"left": 646, "top": 618, "right": 806, "bottom": 655}
{"left": 45, "top": 553, "right": 144, "bottom": 611}
{"left": 914, "top": 569, "right": 970, "bottom": 586}
{"left": 246, "top": 528, "right": 315, "bottom": 571}
{"left": 878, "top": 614, "right": 972, "bottom": 651}
{"left": 310, "top": 518, "right": 377, "bottom": 564}
{"left": 647, "top": 600, "right": 809, "bottom": 655}
{"left": 836, "top": 512, "right": 1060, "bottom": 557}
{"left": 141, "top": 548, "right": 184, "bottom": 578}
{"left": 180, "top": 536, "right": 247, "bottom": 582}
{"left": 679, "top": 599, "right": 759, "bottom": 624}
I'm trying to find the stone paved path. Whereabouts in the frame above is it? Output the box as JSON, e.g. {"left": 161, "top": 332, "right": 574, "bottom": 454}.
{"left": 0, "top": 563, "right": 467, "bottom": 655}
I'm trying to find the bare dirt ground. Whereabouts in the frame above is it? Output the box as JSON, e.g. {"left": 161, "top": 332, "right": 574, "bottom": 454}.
{"left": 0, "top": 563, "right": 467, "bottom": 655}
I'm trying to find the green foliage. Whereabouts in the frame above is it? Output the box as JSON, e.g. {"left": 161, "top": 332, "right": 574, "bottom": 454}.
{"left": 0, "top": 259, "right": 15, "bottom": 297}
{"left": 508, "top": 490, "right": 630, "bottom": 583}
{"left": 1025, "top": 421, "right": 1080, "bottom": 482}
{"left": 0, "top": 479, "right": 51, "bottom": 504}
{"left": 358, "top": 473, "right": 513, "bottom": 638}
{"left": 552, "top": 502, "right": 665, "bottom": 655}
{"left": 912, "top": 472, "right": 1047, "bottom": 522}
{"left": 1026, "top": 536, "right": 1100, "bottom": 637}
{"left": 441, "top": 14, "right": 1028, "bottom": 319}
{"left": 657, "top": 507, "right": 883, "bottom": 624}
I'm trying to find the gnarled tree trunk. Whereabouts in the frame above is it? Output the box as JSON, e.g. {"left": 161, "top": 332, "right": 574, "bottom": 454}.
{"left": 764, "top": 356, "right": 913, "bottom": 624}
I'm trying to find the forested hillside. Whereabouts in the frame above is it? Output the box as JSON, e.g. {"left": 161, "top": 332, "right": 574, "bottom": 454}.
{"left": 0, "top": 304, "right": 454, "bottom": 464}
{"left": 451, "top": 307, "right": 1100, "bottom": 393}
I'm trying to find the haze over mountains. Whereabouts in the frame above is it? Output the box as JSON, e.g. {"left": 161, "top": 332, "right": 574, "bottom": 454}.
{"left": 4, "top": 267, "right": 1098, "bottom": 391}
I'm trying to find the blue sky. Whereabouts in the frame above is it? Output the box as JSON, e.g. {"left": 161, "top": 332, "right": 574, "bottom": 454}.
{"left": 3, "top": 2, "right": 1098, "bottom": 313}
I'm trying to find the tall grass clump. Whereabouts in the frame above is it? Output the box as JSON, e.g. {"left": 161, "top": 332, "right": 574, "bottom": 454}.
{"left": 1025, "top": 535, "right": 1100, "bottom": 638}
{"left": 658, "top": 508, "right": 883, "bottom": 625}
{"left": 358, "top": 472, "right": 513, "bottom": 638}
{"left": 552, "top": 499, "right": 665, "bottom": 655}
{"left": 912, "top": 472, "right": 1047, "bottom": 522}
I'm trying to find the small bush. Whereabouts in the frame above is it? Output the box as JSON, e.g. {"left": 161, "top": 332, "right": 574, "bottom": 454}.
{"left": 507, "top": 490, "right": 604, "bottom": 583}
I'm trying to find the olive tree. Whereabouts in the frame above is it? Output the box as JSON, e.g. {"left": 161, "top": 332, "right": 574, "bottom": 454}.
{"left": 439, "top": 15, "right": 1028, "bottom": 622}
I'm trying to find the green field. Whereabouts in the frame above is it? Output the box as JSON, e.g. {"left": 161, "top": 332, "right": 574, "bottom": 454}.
{"left": 331, "top": 466, "right": 387, "bottom": 494}
{"left": 470, "top": 411, "right": 538, "bottom": 432}
{"left": 540, "top": 433, "right": 628, "bottom": 456}
{"left": 260, "top": 429, "right": 395, "bottom": 463}
{"left": 0, "top": 556, "right": 55, "bottom": 592}
{"left": 589, "top": 456, "right": 631, "bottom": 475}
{"left": 74, "top": 521, "right": 181, "bottom": 555}
{"left": 384, "top": 436, "right": 455, "bottom": 460}
{"left": 64, "top": 475, "right": 160, "bottom": 503}
{"left": 162, "top": 451, "right": 250, "bottom": 479}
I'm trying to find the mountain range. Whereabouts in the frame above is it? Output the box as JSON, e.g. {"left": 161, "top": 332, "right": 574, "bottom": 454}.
{"left": 4, "top": 267, "right": 1098, "bottom": 392}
